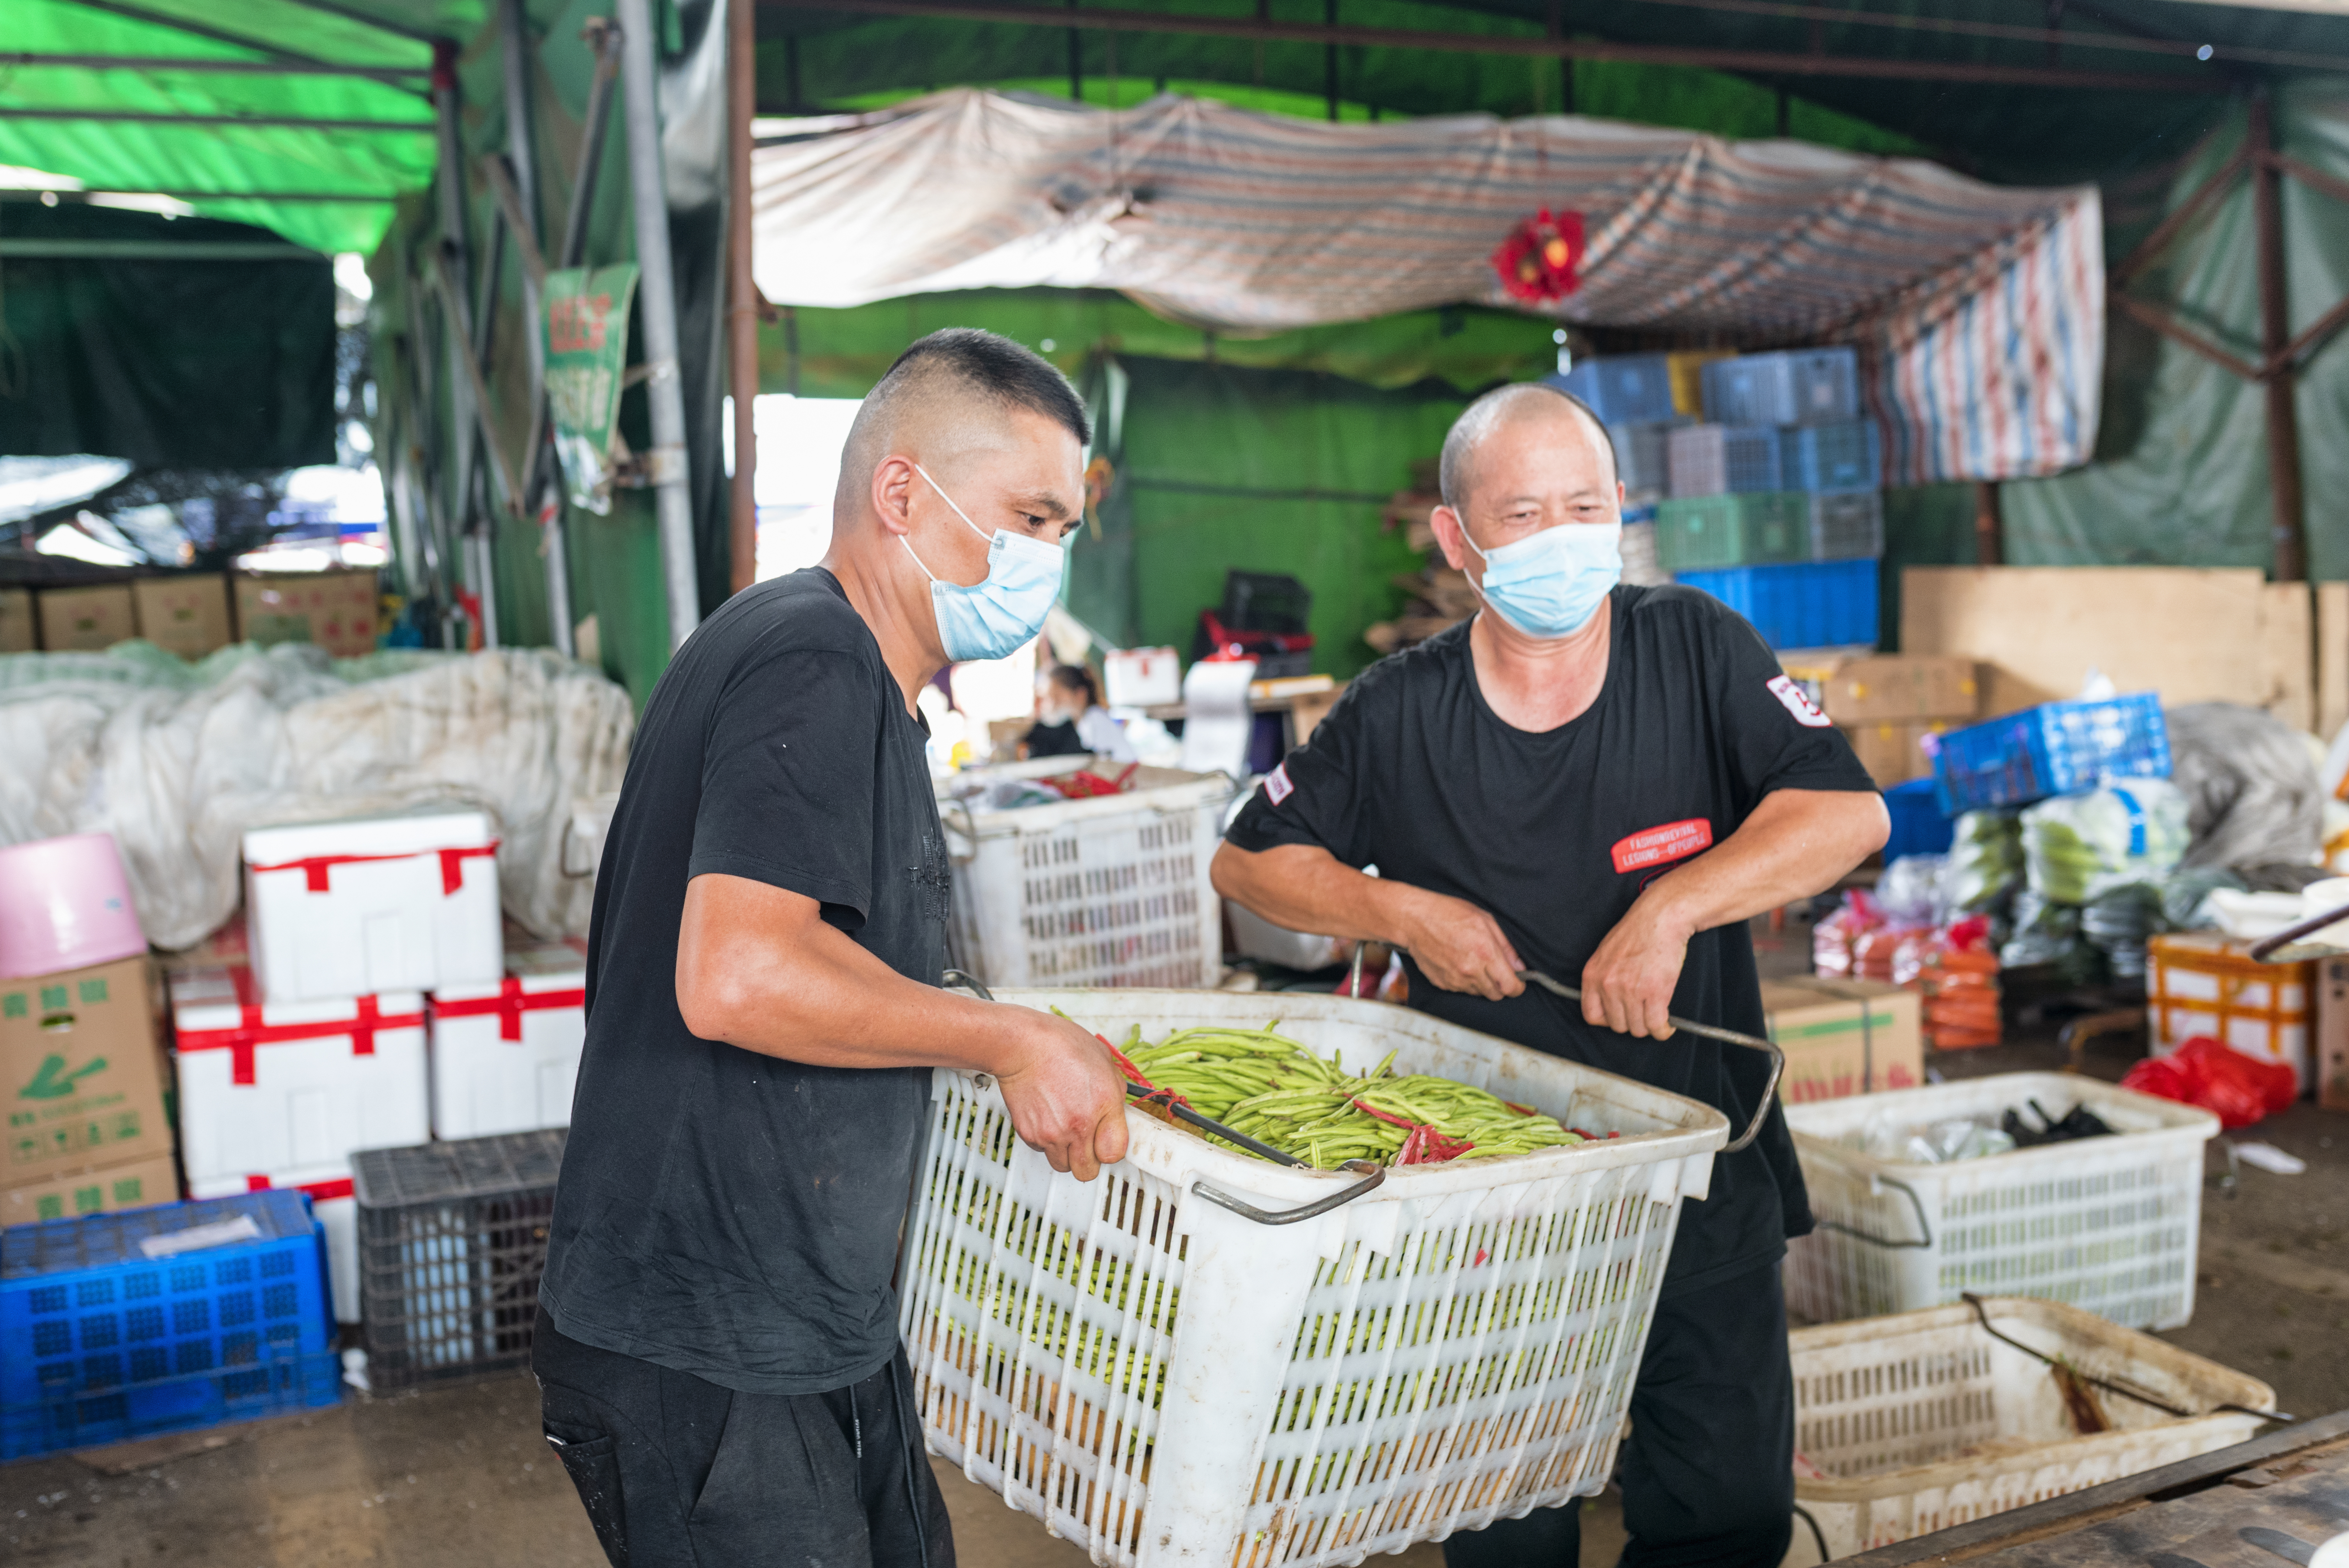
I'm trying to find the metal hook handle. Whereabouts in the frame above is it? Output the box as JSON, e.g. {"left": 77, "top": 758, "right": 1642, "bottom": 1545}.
{"left": 1191, "top": 1160, "right": 1387, "bottom": 1226}
{"left": 1513, "top": 969, "right": 1784, "bottom": 1155}
{"left": 941, "top": 969, "right": 993, "bottom": 1001}
{"left": 1813, "top": 1174, "right": 1934, "bottom": 1250}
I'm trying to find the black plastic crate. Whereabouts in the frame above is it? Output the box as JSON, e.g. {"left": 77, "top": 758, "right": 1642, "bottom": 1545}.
{"left": 353, "top": 1130, "right": 564, "bottom": 1392}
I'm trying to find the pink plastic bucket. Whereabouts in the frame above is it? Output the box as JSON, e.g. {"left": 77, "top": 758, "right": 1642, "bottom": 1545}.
{"left": 0, "top": 833, "right": 148, "bottom": 980}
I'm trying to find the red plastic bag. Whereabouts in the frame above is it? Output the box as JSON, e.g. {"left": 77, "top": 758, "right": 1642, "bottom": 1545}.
{"left": 2119, "top": 1035, "right": 2296, "bottom": 1129}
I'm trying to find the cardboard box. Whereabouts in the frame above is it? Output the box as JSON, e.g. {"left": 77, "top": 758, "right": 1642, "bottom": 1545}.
{"left": 1785, "top": 653, "right": 1982, "bottom": 724}
{"left": 0, "top": 587, "right": 34, "bottom": 653}
{"left": 3, "top": 955, "right": 176, "bottom": 1185}
{"left": 2, "top": 1152, "right": 179, "bottom": 1227}
{"left": 132, "top": 574, "right": 233, "bottom": 661}
{"left": 2319, "top": 956, "right": 2349, "bottom": 1113}
{"left": 1762, "top": 977, "right": 1923, "bottom": 1104}
{"left": 1841, "top": 719, "right": 1957, "bottom": 788}
{"left": 36, "top": 583, "right": 136, "bottom": 652}
{"left": 233, "top": 568, "right": 378, "bottom": 657}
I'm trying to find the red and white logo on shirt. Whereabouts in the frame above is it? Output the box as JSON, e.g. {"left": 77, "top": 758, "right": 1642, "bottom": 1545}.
{"left": 1263, "top": 762, "right": 1296, "bottom": 806}
{"left": 1766, "top": 674, "right": 1834, "bottom": 728}
{"left": 1611, "top": 818, "right": 1713, "bottom": 874}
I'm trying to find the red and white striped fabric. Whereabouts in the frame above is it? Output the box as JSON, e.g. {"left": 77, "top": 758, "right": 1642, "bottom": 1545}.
{"left": 428, "top": 941, "right": 588, "bottom": 1140}
{"left": 169, "top": 964, "right": 430, "bottom": 1194}
{"left": 750, "top": 91, "right": 2101, "bottom": 482}
{"left": 187, "top": 1166, "right": 362, "bottom": 1324}
{"left": 242, "top": 808, "right": 503, "bottom": 1004}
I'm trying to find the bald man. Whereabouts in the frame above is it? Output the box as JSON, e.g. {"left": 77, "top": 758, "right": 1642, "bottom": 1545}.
{"left": 536, "top": 330, "right": 1129, "bottom": 1567}
{"left": 1214, "top": 383, "right": 1887, "bottom": 1568}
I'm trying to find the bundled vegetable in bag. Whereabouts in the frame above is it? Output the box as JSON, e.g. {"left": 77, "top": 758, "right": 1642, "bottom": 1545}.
{"left": 2020, "top": 779, "right": 2189, "bottom": 904}
{"left": 1946, "top": 809, "right": 2023, "bottom": 912}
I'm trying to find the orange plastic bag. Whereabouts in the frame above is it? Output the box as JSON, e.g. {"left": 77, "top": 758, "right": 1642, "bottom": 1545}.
{"left": 1915, "top": 916, "right": 2002, "bottom": 1050}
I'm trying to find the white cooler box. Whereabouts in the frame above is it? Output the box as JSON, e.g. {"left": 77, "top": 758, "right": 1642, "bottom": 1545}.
{"left": 243, "top": 808, "right": 503, "bottom": 1003}
{"left": 430, "top": 942, "right": 588, "bottom": 1139}
{"left": 169, "top": 966, "right": 432, "bottom": 1189}
{"left": 188, "top": 1166, "right": 363, "bottom": 1325}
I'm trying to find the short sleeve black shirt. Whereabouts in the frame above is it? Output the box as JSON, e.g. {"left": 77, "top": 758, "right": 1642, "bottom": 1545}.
{"left": 541, "top": 568, "right": 951, "bottom": 1395}
{"left": 1226, "top": 585, "right": 1877, "bottom": 1296}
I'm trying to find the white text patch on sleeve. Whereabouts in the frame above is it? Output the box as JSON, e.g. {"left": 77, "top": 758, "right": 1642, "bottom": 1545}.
{"left": 1766, "top": 674, "right": 1834, "bottom": 728}
{"left": 1264, "top": 762, "right": 1295, "bottom": 805}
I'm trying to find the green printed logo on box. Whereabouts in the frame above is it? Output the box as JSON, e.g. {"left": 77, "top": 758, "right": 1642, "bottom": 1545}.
{"left": 38, "top": 985, "right": 65, "bottom": 1012}
{"left": 77, "top": 978, "right": 107, "bottom": 1005}
{"left": 18, "top": 1053, "right": 107, "bottom": 1101}
{"left": 2, "top": 994, "right": 23, "bottom": 1019}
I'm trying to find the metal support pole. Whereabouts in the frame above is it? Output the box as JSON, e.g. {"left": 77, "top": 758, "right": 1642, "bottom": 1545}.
{"left": 499, "top": 0, "right": 572, "bottom": 654}
{"left": 727, "top": 0, "right": 761, "bottom": 597}
{"left": 617, "top": 0, "right": 703, "bottom": 649}
{"left": 431, "top": 37, "right": 494, "bottom": 644}
{"left": 2252, "top": 92, "right": 2309, "bottom": 584}
{"left": 1973, "top": 479, "right": 2003, "bottom": 566}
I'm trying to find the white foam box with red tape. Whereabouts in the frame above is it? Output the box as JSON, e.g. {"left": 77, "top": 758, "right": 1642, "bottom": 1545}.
{"left": 242, "top": 807, "right": 503, "bottom": 1003}
{"left": 187, "top": 1166, "right": 363, "bottom": 1324}
{"left": 430, "top": 941, "right": 589, "bottom": 1139}
{"left": 169, "top": 965, "right": 431, "bottom": 1190}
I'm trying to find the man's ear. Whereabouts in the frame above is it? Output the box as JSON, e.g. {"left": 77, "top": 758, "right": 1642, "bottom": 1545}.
{"left": 871, "top": 455, "right": 918, "bottom": 537}
{"left": 1429, "top": 505, "right": 1472, "bottom": 573}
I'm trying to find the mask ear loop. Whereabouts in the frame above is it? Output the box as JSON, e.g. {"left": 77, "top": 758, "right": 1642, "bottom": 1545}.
{"left": 897, "top": 461, "right": 988, "bottom": 584}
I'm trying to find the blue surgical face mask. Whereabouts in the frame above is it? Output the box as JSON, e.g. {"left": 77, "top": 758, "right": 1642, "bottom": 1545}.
{"left": 902, "top": 463, "right": 1066, "bottom": 662}
{"left": 1456, "top": 517, "right": 1622, "bottom": 639}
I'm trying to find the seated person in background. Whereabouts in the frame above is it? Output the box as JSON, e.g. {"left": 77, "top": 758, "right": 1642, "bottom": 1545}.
{"left": 1025, "top": 663, "right": 1137, "bottom": 761}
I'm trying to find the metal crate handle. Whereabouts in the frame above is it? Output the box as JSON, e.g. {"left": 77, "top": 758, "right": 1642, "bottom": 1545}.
{"left": 1813, "top": 1174, "right": 1934, "bottom": 1250}
{"left": 1192, "top": 1161, "right": 1386, "bottom": 1226}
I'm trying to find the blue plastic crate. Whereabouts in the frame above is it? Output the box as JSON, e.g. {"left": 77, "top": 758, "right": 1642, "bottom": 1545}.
{"left": 1882, "top": 778, "right": 1955, "bottom": 861}
{"left": 1675, "top": 559, "right": 1878, "bottom": 650}
{"left": 2, "top": 1191, "right": 339, "bottom": 1460}
{"left": 1666, "top": 424, "right": 1783, "bottom": 496}
{"left": 1780, "top": 421, "right": 1882, "bottom": 492}
{"left": 1548, "top": 356, "right": 1677, "bottom": 423}
{"left": 1930, "top": 693, "right": 2171, "bottom": 814}
{"left": 1702, "top": 349, "right": 1861, "bottom": 426}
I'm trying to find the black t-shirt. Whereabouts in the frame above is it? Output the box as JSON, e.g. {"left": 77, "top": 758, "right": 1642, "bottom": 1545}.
{"left": 1025, "top": 717, "right": 1085, "bottom": 757}
{"left": 540, "top": 568, "right": 951, "bottom": 1395}
{"left": 1225, "top": 585, "right": 1877, "bottom": 1296}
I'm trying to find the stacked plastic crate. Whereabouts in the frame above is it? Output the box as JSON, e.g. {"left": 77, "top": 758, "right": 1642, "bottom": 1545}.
{"left": 1655, "top": 347, "right": 1883, "bottom": 649}
{"left": 1543, "top": 355, "right": 1689, "bottom": 586}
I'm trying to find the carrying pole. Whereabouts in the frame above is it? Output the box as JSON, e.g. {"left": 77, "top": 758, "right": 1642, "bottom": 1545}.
{"left": 726, "top": 0, "right": 759, "bottom": 597}
{"left": 615, "top": 0, "right": 702, "bottom": 650}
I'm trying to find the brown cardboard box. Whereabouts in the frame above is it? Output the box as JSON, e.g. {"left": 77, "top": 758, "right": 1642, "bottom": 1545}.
{"left": 1762, "top": 977, "right": 1923, "bottom": 1104}
{"left": 132, "top": 574, "right": 234, "bottom": 661}
{"left": 2, "top": 1152, "right": 179, "bottom": 1227}
{"left": 3, "top": 956, "right": 176, "bottom": 1186}
{"left": 1841, "top": 719, "right": 1957, "bottom": 788}
{"left": 233, "top": 568, "right": 378, "bottom": 657}
{"left": 37, "top": 583, "right": 137, "bottom": 652}
{"left": 2310, "top": 955, "right": 2349, "bottom": 1112}
{"left": 0, "top": 587, "right": 34, "bottom": 652}
{"left": 1782, "top": 652, "right": 1981, "bottom": 723}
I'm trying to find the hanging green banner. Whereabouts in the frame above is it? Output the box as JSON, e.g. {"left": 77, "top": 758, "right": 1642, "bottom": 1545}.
{"left": 542, "top": 262, "right": 640, "bottom": 515}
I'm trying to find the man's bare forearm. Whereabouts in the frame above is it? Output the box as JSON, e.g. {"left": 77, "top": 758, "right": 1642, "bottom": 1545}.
{"left": 1210, "top": 841, "right": 1422, "bottom": 946}
{"left": 1632, "top": 788, "right": 1887, "bottom": 942}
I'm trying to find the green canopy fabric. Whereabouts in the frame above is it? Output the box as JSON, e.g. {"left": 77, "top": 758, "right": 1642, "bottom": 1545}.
{"left": 1, "top": 0, "right": 471, "bottom": 255}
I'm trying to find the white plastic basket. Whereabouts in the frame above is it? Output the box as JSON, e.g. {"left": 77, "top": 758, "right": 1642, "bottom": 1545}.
{"left": 937, "top": 757, "right": 1232, "bottom": 989}
{"left": 898, "top": 989, "right": 1728, "bottom": 1568}
{"left": 1791, "top": 1296, "right": 2273, "bottom": 1556}
{"left": 1784, "top": 1073, "right": 2219, "bottom": 1332}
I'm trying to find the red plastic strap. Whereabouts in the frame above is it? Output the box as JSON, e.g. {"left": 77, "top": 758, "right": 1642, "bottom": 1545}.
{"left": 432, "top": 976, "right": 586, "bottom": 1042}
{"left": 246, "top": 840, "right": 501, "bottom": 896}
{"left": 245, "top": 1173, "right": 355, "bottom": 1202}
{"left": 175, "top": 967, "right": 423, "bottom": 1085}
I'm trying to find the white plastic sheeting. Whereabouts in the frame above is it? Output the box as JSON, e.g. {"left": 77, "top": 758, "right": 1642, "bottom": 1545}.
{"left": 0, "top": 643, "right": 633, "bottom": 951}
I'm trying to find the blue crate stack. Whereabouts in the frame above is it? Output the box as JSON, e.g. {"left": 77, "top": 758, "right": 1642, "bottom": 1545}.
{"left": 1930, "top": 693, "right": 2172, "bottom": 814}
{"left": 2, "top": 1190, "right": 339, "bottom": 1460}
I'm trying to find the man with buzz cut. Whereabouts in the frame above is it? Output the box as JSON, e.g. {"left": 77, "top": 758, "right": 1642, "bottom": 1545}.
{"left": 1214, "top": 381, "right": 1888, "bottom": 1567}
{"left": 535, "top": 329, "right": 1133, "bottom": 1566}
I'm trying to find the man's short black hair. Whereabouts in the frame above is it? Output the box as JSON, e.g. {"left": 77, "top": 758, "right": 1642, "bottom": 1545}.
{"left": 877, "top": 328, "right": 1092, "bottom": 448}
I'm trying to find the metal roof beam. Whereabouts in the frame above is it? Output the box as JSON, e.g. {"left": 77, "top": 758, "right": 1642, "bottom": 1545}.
{"left": 0, "top": 107, "right": 435, "bottom": 132}
{"left": 53, "top": 0, "right": 348, "bottom": 69}
{"left": 0, "top": 237, "right": 324, "bottom": 259}
{"left": 764, "top": 0, "right": 2234, "bottom": 92}
{"left": 0, "top": 186, "right": 397, "bottom": 201}
{"left": 0, "top": 51, "right": 431, "bottom": 80}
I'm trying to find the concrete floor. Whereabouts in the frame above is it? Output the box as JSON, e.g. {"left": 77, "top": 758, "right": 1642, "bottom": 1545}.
{"left": 6, "top": 916, "right": 2339, "bottom": 1566}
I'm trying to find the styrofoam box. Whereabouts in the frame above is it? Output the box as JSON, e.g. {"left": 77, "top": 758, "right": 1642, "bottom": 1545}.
{"left": 189, "top": 1167, "right": 362, "bottom": 1324}
{"left": 1785, "top": 1073, "right": 2218, "bottom": 1331}
{"left": 243, "top": 808, "right": 503, "bottom": 1003}
{"left": 905, "top": 989, "right": 1727, "bottom": 1567}
{"left": 169, "top": 966, "right": 431, "bottom": 1189}
{"left": 1792, "top": 1297, "right": 2272, "bottom": 1556}
{"left": 430, "top": 943, "right": 588, "bottom": 1140}
{"left": 1103, "top": 646, "right": 1182, "bottom": 709}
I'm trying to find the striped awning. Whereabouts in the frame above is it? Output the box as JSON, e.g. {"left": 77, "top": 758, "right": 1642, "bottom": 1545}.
{"left": 749, "top": 90, "right": 2102, "bottom": 483}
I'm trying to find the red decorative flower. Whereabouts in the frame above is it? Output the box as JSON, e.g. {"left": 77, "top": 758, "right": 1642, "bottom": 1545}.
{"left": 1491, "top": 208, "right": 1586, "bottom": 303}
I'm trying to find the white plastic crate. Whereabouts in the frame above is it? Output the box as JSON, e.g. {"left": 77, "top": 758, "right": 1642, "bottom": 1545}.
{"left": 429, "top": 941, "right": 588, "bottom": 1139}
{"left": 1791, "top": 1296, "right": 2272, "bottom": 1556}
{"left": 1665, "top": 422, "right": 1782, "bottom": 497}
{"left": 189, "top": 1166, "right": 362, "bottom": 1324}
{"left": 243, "top": 807, "right": 504, "bottom": 1003}
{"left": 1784, "top": 1073, "right": 2218, "bottom": 1331}
{"left": 900, "top": 988, "right": 1728, "bottom": 1568}
{"left": 937, "top": 758, "right": 1231, "bottom": 989}
{"left": 169, "top": 966, "right": 432, "bottom": 1189}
